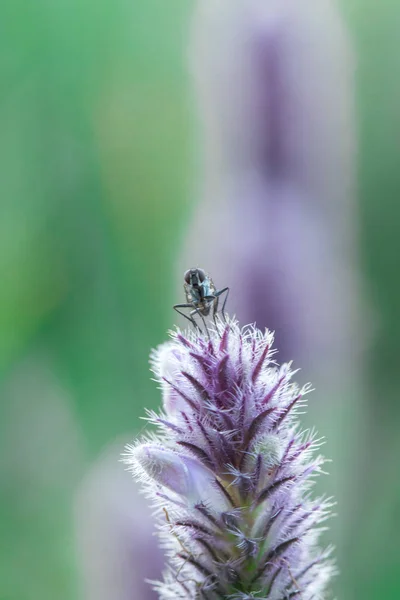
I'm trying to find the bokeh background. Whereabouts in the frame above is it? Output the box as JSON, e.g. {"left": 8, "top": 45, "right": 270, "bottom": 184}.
{"left": 1, "top": 1, "right": 399, "bottom": 599}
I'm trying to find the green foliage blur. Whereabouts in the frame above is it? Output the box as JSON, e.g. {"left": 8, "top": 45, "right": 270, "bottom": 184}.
{"left": 0, "top": 1, "right": 399, "bottom": 599}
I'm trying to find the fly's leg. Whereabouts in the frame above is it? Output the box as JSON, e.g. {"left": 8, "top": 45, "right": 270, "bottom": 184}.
{"left": 214, "top": 287, "right": 229, "bottom": 323}
{"left": 173, "top": 303, "right": 202, "bottom": 332}
{"left": 174, "top": 303, "right": 211, "bottom": 339}
{"left": 190, "top": 307, "right": 210, "bottom": 341}
{"left": 205, "top": 295, "right": 221, "bottom": 337}
{"left": 163, "top": 508, "right": 198, "bottom": 590}
{"left": 163, "top": 508, "right": 190, "bottom": 554}
{"left": 281, "top": 559, "right": 303, "bottom": 599}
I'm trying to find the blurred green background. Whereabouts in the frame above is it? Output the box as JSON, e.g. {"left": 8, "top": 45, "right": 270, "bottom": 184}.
{"left": 1, "top": 1, "right": 399, "bottom": 599}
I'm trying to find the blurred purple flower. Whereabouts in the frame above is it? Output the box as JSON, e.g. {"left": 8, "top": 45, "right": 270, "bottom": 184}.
{"left": 177, "top": 5, "right": 368, "bottom": 579}
{"left": 126, "top": 318, "right": 334, "bottom": 599}
{"left": 75, "top": 444, "right": 164, "bottom": 600}
{"left": 179, "top": 0, "right": 361, "bottom": 377}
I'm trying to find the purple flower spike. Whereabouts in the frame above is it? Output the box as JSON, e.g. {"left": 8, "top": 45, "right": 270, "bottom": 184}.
{"left": 125, "top": 318, "right": 335, "bottom": 599}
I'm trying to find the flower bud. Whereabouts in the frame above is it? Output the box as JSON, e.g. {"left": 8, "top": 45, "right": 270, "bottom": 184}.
{"left": 131, "top": 444, "right": 229, "bottom": 510}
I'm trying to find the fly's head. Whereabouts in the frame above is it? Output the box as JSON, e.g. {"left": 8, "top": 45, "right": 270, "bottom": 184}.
{"left": 184, "top": 268, "right": 206, "bottom": 289}
{"left": 184, "top": 268, "right": 207, "bottom": 304}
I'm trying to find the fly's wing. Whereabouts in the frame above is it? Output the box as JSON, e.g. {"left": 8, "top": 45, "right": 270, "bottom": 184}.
{"left": 200, "top": 276, "right": 218, "bottom": 317}
{"left": 183, "top": 282, "right": 193, "bottom": 305}
{"left": 203, "top": 276, "right": 216, "bottom": 299}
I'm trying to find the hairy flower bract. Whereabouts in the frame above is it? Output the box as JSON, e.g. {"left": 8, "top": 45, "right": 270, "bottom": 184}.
{"left": 125, "top": 318, "right": 335, "bottom": 599}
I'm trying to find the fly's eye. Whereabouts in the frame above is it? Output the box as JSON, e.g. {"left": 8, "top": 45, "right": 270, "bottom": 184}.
{"left": 184, "top": 270, "right": 192, "bottom": 284}
{"left": 197, "top": 269, "right": 206, "bottom": 282}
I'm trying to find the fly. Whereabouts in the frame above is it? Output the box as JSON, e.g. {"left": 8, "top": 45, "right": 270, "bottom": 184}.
{"left": 173, "top": 268, "right": 229, "bottom": 337}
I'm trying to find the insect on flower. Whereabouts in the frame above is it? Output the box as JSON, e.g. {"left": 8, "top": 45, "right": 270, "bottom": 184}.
{"left": 173, "top": 268, "right": 229, "bottom": 337}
